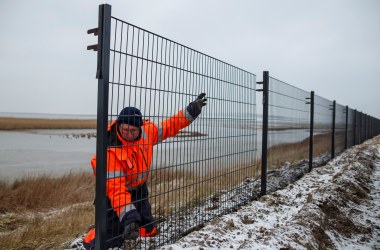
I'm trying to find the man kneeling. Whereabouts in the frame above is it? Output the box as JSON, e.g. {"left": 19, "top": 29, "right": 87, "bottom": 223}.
{"left": 83, "top": 94, "right": 207, "bottom": 249}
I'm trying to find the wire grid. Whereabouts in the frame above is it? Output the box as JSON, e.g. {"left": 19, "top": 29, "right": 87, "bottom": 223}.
{"left": 354, "top": 111, "right": 361, "bottom": 144}
{"left": 313, "top": 95, "right": 333, "bottom": 161}
{"left": 334, "top": 103, "right": 346, "bottom": 154}
{"left": 366, "top": 114, "right": 371, "bottom": 140}
{"left": 359, "top": 112, "right": 366, "bottom": 144}
{"left": 346, "top": 108, "right": 355, "bottom": 148}
{"left": 106, "top": 17, "right": 258, "bottom": 248}
{"left": 371, "top": 116, "right": 380, "bottom": 138}
{"left": 267, "top": 77, "right": 310, "bottom": 170}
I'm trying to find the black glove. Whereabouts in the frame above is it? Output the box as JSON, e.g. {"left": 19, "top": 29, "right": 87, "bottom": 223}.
{"left": 186, "top": 93, "right": 207, "bottom": 118}
{"left": 123, "top": 221, "right": 139, "bottom": 240}
{"left": 121, "top": 209, "right": 141, "bottom": 241}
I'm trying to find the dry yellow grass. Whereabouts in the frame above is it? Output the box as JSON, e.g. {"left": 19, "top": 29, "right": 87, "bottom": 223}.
{"left": 0, "top": 117, "right": 96, "bottom": 130}
{"left": 148, "top": 160, "right": 260, "bottom": 216}
{"left": 0, "top": 172, "right": 95, "bottom": 249}
{"left": 0, "top": 127, "right": 344, "bottom": 248}
{"left": 0, "top": 118, "right": 205, "bottom": 138}
{"left": 0, "top": 172, "right": 95, "bottom": 213}
{"left": 0, "top": 202, "right": 94, "bottom": 249}
{"left": 267, "top": 132, "right": 345, "bottom": 170}
{"left": 0, "top": 162, "right": 259, "bottom": 248}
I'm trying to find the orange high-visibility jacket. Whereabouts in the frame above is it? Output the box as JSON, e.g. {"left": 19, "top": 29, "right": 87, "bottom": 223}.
{"left": 91, "top": 109, "right": 194, "bottom": 221}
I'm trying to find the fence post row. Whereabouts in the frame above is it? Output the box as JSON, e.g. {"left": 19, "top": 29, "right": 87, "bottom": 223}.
{"left": 307, "top": 91, "right": 314, "bottom": 172}
{"left": 331, "top": 100, "right": 336, "bottom": 159}
{"left": 344, "top": 105, "right": 348, "bottom": 149}
{"left": 88, "top": 4, "right": 380, "bottom": 246}
{"left": 353, "top": 109, "right": 357, "bottom": 145}
{"left": 257, "top": 71, "right": 269, "bottom": 196}
{"left": 359, "top": 112, "right": 363, "bottom": 144}
{"left": 87, "top": 4, "right": 112, "bottom": 250}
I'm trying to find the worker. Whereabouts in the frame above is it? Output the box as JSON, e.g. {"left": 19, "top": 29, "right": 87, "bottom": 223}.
{"left": 83, "top": 93, "right": 207, "bottom": 249}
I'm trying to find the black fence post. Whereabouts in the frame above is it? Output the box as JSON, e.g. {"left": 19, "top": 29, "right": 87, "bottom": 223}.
{"left": 353, "top": 109, "right": 357, "bottom": 145}
{"left": 361, "top": 112, "right": 364, "bottom": 143}
{"left": 331, "top": 100, "right": 336, "bottom": 159}
{"left": 365, "top": 113, "right": 367, "bottom": 141}
{"left": 94, "top": 4, "right": 111, "bottom": 250}
{"left": 344, "top": 105, "right": 348, "bottom": 149}
{"left": 359, "top": 112, "right": 363, "bottom": 143}
{"left": 307, "top": 91, "right": 314, "bottom": 172}
{"left": 363, "top": 114, "right": 366, "bottom": 141}
{"left": 366, "top": 114, "right": 369, "bottom": 140}
{"left": 260, "top": 71, "right": 269, "bottom": 196}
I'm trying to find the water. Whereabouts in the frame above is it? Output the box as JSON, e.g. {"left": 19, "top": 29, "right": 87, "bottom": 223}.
{"left": 0, "top": 129, "right": 96, "bottom": 181}
{"left": 0, "top": 111, "right": 96, "bottom": 119}
{"left": 0, "top": 113, "right": 313, "bottom": 182}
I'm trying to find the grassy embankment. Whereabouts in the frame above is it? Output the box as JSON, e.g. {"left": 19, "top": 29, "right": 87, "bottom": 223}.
{"left": 267, "top": 132, "right": 345, "bottom": 170}
{"left": 0, "top": 117, "right": 333, "bottom": 248}
{"left": 0, "top": 117, "right": 97, "bottom": 130}
{"left": 0, "top": 173, "right": 95, "bottom": 249}
{"left": 0, "top": 117, "right": 97, "bottom": 249}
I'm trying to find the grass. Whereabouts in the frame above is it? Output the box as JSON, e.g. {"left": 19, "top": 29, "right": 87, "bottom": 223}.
{"left": 0, "top": 172, "right": 94, "bottom": 213}
{"left": 0, "top": 163, "right": 259, "bottom": 248}
{"left": 0, "top": 118, "right": 206, "bottom": 138}
{"left": 0, "top": 116, "right": 343, "bottom": 248}
{"left": 148, "top": 160, "right": 260, "bottom": 216}
{"left": 0, "top": 202, "right": 94, "bottom": 250}
{"left": 0, "top": 172, "right": 95, "bottom": 249}
{"left": 0, "top": 118, "right": 96, "bottom": 130}
{"left": 267, "top": 132, "right": 345, "bottom": 170}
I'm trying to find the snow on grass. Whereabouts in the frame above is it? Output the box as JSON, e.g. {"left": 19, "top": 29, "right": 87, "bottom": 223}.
{"left": 162, "top": 136, "right": 380, "bottom": 249}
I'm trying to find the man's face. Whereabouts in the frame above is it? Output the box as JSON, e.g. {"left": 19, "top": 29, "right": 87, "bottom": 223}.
{"left": 118, "top": 124, "right": 140, "bottom": 142}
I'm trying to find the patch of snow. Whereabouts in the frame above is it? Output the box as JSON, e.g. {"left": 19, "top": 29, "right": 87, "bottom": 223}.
{"left": 162, "top": 136, "right": 380, "bottom": 249}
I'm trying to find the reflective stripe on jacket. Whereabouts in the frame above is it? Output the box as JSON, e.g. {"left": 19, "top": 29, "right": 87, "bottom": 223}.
{"left": 91, "top": 109, "right": 192, "bottom": 219}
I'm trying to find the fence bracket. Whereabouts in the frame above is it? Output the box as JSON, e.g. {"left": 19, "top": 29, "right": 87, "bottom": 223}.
{"left": 87, "top": 28, "right": 99, "bottom": 51}
{"left": 87, "top": 44, "right": 99, "bottom": 51}
{"left": 88, "top": 28, "right": 99, "bottom": 35}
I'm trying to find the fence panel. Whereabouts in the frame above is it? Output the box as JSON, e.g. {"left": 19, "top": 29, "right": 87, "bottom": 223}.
{"left": 313, "top": 95, "right": 333, "bottom": 162}
{"left": 105, "top": 15, "right": 258, "bottom": 248}
{"left": 335, "top": 103, "right": 346, "bottom": 154}
{"left": 266, "top": 77, "right": 310, "bottom": 170}
{"left": 90, "top": 4, "right": 380, "bottom": 249}
{"left": 347, "top": 108, "right": 355, "bottom": 148}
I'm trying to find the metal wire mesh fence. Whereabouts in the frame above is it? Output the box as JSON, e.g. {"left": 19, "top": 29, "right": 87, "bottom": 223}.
{"left": 267, "top": 77, "right": 310, "bottom": 170}
{"left": 346, "top": 108, "right": 355, "bottom": 148}
{"left": 335, "top": 103, "right": 346, "bottom": 155}
{"left": 89, "top": 5, "right": 258, "bottom": 249}
{"left": 313, "top": 95, "right": 333, "bottom": 161}
{"left": 87, "top": 4, "right": 380, "bottom": 249}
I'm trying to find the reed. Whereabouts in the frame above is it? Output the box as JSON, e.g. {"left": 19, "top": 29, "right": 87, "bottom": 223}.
{"left": 0, "top": 118, "right": 205, "bottom": 138}
{"left": 0, "top": 132, "right": 343, "bottom": 248}
{"left": 0, "top": 172, "right": 94, "bottom": 213}
{"left": 267, "top": 132, "right": 345, "bottom": 170}
{"left": 0, "top": 172, "right": 95, "bottom": 249}
{"left": 0, "top": 117, "right": 96, "bottom": 130}
{"left": 148, "top": 159, "right": 260, "bottom": 216}
{"left": 0, "top": 202, "right": 94, "bottom": 249}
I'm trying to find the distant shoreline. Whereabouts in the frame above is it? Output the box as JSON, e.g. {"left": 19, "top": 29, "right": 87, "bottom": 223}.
{"left": 0, "top": 117, "right": 97, "bottom": 130}
{"left": 0, "top": 118, "right": 208, "bottom": 138}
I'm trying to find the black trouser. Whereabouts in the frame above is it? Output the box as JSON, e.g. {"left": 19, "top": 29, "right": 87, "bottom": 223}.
{"left": 105, "top": 182, "right": 155, "bottom": 248}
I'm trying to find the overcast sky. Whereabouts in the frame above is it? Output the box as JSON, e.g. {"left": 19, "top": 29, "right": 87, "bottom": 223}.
{"left": 1, "top": 0, "right": 379, "bottom": 118}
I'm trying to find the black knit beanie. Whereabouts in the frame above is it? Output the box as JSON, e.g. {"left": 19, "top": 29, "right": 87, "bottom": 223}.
{"left": 117, "top": 107, "right": 143, "bottom": 127}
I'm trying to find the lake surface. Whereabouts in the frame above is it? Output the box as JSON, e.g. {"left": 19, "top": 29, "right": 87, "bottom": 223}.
{"left": 0, "top": 129, "right": 96, "bottom": 181}
{"left": 0, "top": 113, "right": 314, "bottom": 181}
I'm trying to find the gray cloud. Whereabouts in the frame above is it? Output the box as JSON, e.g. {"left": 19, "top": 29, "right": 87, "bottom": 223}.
{"left": 0, "top": 0, "right": 379, "bottom": 117}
